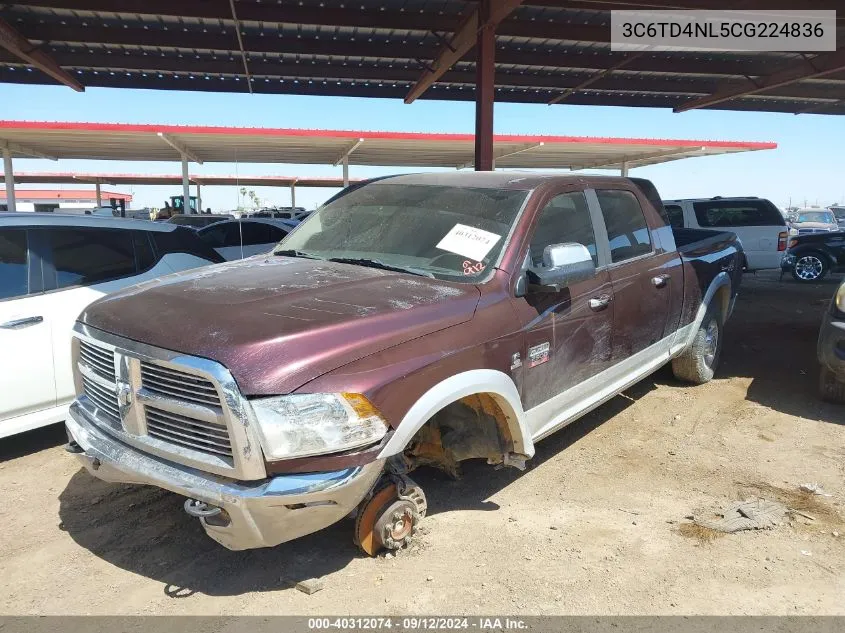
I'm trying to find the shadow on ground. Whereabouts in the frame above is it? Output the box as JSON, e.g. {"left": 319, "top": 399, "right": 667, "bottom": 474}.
{"left": 717, "top": 273, "right": 843, "bottom": 425}
{"left": 0, "top": 423, "right": 67, "bottom": 462}
{"left": 57, "top": 377, "right": 655, "bottom": 598}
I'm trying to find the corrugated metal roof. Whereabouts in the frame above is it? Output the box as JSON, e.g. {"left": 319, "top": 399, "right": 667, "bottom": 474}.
{"left": 0, "top": 120, "right": 776, "bottom": 170}
{"left": 0, "top": 1, "right": 842, "bottom": 114}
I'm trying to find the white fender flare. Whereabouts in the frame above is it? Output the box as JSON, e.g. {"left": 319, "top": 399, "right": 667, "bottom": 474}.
{"left": 670, "top": 271, "right": 733, "bottom": 356}
{"left": 377, "top": 369, "right": 534, "bottom": 460}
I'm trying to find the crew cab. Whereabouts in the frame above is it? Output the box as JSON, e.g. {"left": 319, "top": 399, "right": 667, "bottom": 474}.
{"left": 662, "top": 196, "right": 788, "bottom": 271}
{"left": 64, "top": 173, "right": 743, "bottom": 555}
{"left": 0, "top": 214, "right": 223, "bottom": 438}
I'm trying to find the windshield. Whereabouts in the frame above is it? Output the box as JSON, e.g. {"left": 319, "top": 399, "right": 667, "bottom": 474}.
{"left": 275, "top": 183, "right": 529, "bottom": 282}
{"left": 796, "top": 211, "right": 836, "bottom": 224}
{"left": 831, "top": 207, "right": 845, "bottom": 220}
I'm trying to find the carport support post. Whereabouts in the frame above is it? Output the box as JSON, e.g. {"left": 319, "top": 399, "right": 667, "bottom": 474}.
{"left": 2, "top": 147, "right": 15, "bottom": 212}
{"left": 181, "top": 156, "right": 191, "bottom": 213}
{"left": 196, "top": 183, "right": 202, "bottom": 213}
{"left": 474, "top": 0, "right": 495, "bottom": 172}
{"left": 290, "top": 182, "right": 296, "bottom": 209}
{"left": 95, "top": 182, "right": 102, "bottom": 207}
{"left": 621, "top": 161, "right": 629, "bottom": 177}
{"left": 342, "top": 156, "right": 349, "bottom": 188}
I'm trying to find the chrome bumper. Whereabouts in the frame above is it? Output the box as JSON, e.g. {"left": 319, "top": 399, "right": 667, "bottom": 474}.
{"left": 66, "top": 401, "right": 385, "bottom": 550}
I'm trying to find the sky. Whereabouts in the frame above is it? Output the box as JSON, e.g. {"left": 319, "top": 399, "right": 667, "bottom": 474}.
{"left": 1, "top": 82, "right": 844, "bottom": 212}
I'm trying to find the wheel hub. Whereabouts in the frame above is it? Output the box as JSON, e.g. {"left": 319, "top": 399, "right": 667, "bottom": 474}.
{"left": 703, "top": 319, "right": 719, "bottom": 367}
{"left": 795, "top": 256, "right": 823, "bottom": 280}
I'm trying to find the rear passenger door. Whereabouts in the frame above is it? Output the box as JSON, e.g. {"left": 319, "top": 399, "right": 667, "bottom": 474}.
{"left": 591, "top": 188, "right": 674, "bottom": 362}
{"left": 0, "top": 228, "right": 56, "bottom": 423}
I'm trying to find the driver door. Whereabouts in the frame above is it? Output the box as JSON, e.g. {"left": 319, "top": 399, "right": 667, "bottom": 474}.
{"left": 510, "top": 189, "right": 614, "bottom": 438}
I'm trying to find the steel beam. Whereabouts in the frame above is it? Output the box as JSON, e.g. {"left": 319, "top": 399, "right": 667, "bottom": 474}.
{"left": 182, "top": 157, "right": 191, "bottom": 214}
{"left": 675, "top": 49, "right": 845, "bottom": 113}
{"left": 0, "top": 16, "right": 83, "bottom": 91}
{"left": 458, "top": 142, "right": 545, "bottom": 170}
{"left": 473, "top": 0, "right": 497, "bottom": 172}
{"left": 405, "top": 0, "right": 523, "bottom": 104}
{"left": 576, "top": 147, "right": 706, "bottom": 170}
{"left": 95, "top": 182, "right": 101, "bottom": 207}
{"left": 228, "top": 0, "right": 253, "bottom": 93}
{"left": 290, "top": 180, "right": 297, "bottom": 209}
{"left": 197, "top": 182, "right": 202, "bottom": 213}
{"left": 342, "top": 158, "right": 349, "bottom": 188}
{"left": 333, "top": 138, "right": 364, "bottom": 167}
{"left": 157, "top": 133, "right": 204, "bottom": 164}
{"left": 2, "top": 147, "right": 15, "bottom": 212}
{"left": 548, "top": 53, "right": 643, "bottom": 105}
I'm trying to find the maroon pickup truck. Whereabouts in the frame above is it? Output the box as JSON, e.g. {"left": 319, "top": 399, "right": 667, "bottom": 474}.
{"left": 65, "top": 172, "right": 743, "bottom": 555}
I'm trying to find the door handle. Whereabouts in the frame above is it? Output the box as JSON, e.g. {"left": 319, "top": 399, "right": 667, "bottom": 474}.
{"left": 588, "top": 294, "right": 612, "bottom": 311}
{"left": 0, "top": 316, "right": 43, "bottom": 329}
{"left": 651, "top": 274, "right": 670, "bottom": 288}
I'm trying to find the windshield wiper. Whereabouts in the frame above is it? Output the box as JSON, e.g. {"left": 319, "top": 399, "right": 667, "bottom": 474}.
{"left": 327, "top": 257, "right": 434, "bottom": 278}
{"left": 274, "top": 249, "right": 323, "bottom": 260}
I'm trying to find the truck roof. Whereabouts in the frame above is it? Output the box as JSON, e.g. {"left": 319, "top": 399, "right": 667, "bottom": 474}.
{"left": 368, "top": 171, "right": 636, "bottom": 191}
{"left": 0, "top": 213, "right": 177, "bottom": 232}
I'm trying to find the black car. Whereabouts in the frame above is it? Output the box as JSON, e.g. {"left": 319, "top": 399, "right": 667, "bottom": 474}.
{"left": 818, "top": 279, "right": 845, "bottom": 402}
{"left": 782, "top": 231, "right": 845, "bottom": 282}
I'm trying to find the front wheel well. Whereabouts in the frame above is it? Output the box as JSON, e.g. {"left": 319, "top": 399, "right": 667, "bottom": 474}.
{"left": 401, "top": 393, "right": 517, "bottom": 478}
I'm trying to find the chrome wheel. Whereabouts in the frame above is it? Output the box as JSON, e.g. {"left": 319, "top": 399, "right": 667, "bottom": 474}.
{"left": 794, "top": 255, "right": 824, "bottom": 281}
{"left": 703, "top": 319, "right": 719, "bottom": 368}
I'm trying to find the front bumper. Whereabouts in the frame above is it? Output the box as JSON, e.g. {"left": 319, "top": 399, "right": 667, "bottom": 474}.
{"left": 818, "top": 313, "right": 845, "bottom": 379}
{"left": 66, "top": 401, "right": 385, "bottom": 550}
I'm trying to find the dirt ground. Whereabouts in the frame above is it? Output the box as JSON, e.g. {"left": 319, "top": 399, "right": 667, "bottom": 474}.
{"left": 1, "top": 271, "right": 843, "bottom": 615}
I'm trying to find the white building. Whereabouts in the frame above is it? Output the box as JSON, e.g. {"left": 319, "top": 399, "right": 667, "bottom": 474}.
{"left": 0, "top": 189, "right": 132, "bottom": 212}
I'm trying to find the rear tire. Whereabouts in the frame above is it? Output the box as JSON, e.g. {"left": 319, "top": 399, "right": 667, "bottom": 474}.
{"left": 672, "top": 303, "right": 722, "bottom": 385}
{"left": 819, "top": 366, "right": 845, "bottom": 404}
{"left": 791, "top": 252, "right": 829, "bottom": 283}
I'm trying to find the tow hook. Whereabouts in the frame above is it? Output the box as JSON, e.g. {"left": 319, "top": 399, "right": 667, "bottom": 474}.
{"left": 64, "top": 441, "right": 84, "bottom": 454}
{"left": 184, "top": 499, "right": 231, "bottom": 527}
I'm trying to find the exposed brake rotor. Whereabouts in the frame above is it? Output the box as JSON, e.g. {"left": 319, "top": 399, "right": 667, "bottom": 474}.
{"left": 354, "top": 475, "right": 427, "bottom": 557}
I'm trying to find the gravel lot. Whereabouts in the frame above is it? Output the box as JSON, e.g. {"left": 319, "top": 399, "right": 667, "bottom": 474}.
{"left": 1, "top": 271, "right": 843, "bottom": 615}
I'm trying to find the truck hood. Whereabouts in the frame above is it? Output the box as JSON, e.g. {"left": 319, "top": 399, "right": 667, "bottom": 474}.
{"left": 80, "top": 256, "right": 480, "bottom": 395}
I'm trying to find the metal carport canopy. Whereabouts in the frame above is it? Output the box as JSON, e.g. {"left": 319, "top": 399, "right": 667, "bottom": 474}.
{"left": 9, "top": 172, "right": 361, "bottom": 188}
{"left": 0, "top": 121, "right": 776, "bottom": 171}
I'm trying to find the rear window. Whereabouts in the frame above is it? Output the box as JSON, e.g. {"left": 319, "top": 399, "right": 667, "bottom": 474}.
{"left": 663, "top": 204, "right": 685, "bottom": 229}
{"left": 692, "top": 200, "right": 785, "bottom": 227}
{"left": 49, "top": 228, "right": 136, "bottom": 289}
{"left": 0, "top": 229, "right": 28, "bottom": 300}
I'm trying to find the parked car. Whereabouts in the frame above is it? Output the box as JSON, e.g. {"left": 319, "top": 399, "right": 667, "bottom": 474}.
{"left": 662, "top": 196, "right": 788, "bottom": 271}
{"left": 0, "top": 214, "right": 224, "bottom": 439}
{"left": 64, "top": 173, "right": 743, "bottom": 554}
{"left": 197, "top": 218, "right": 295, "bottom": 260}
{"left": 788, "top": 208, "right": 840, "bottom": 235}
{"left": 818, "top": 279, "right": 845, "bottom": 403}
{"left": 782, "top": 231, "right": 845, "bottom": 282}
{"left": 167, "top": 213, "right": 233, "bottom": 229}
{"left": 827, "top": 205, "right": 845, "bottom": 229}
{"left": 249, "top": 207, "right": 311, "bottom": 222}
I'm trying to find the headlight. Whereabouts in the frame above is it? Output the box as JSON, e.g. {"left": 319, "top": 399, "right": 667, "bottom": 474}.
{"left": 250, "top": 392, "right": 388, "bottom": 460}
{"left": 835, "top": 283, "right": 845, "bottom": 313}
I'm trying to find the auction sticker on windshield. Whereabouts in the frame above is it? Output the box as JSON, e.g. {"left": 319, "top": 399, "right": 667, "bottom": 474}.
{"left": 436, "top": 224, "right": 502, "bottom": 261}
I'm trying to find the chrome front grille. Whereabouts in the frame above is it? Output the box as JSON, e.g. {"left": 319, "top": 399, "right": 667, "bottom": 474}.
{"left": 140, "top": 361, "right": 221, "bottom": 407}
{"left": 145, "top": 406, "right": 234, "bottom": 457}
{"left": 80, "top": 375, "right": 120, "bottom": 427}
{"left": 71, "top": 329, "right": 261, "bottom": 478}
{"left": 79, "top": 340, "right": 115, "bottom": 381}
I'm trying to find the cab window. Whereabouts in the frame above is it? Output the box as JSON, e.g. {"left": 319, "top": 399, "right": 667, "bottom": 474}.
{"left": 529, "top": 192, "right": 597, "bottom": 267}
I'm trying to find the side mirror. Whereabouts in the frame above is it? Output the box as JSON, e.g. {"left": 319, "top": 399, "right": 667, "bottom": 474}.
{"left": 527, "top": 243, "right": 596, "bottom": 292}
